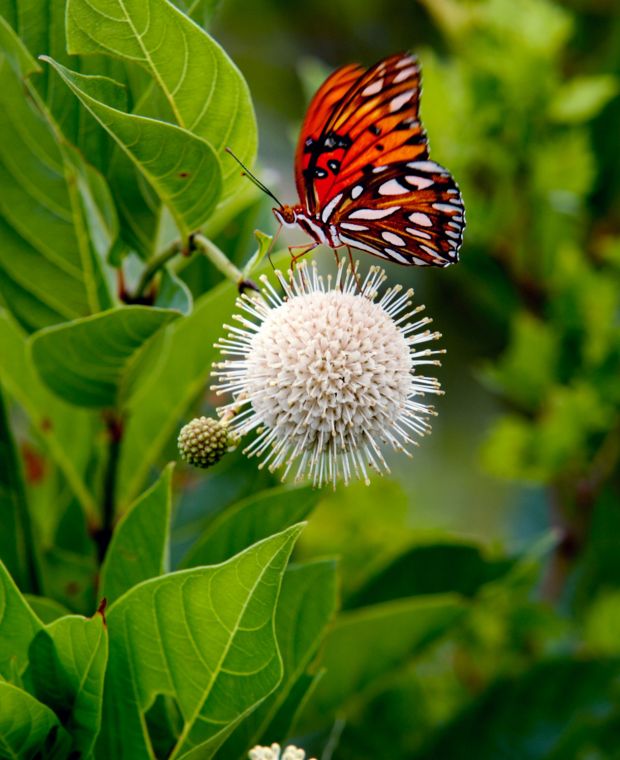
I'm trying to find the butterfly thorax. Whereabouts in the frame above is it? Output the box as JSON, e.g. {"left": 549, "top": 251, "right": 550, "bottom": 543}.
{"left": 273, "top": 204, "right": 341, "bottom": 248}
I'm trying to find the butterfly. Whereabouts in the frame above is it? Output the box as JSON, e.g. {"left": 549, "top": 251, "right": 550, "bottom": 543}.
{"left": 272, "top": 52, "right": 465, "bottom": 267}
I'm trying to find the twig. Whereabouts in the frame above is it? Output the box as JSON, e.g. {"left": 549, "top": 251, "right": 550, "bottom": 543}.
{"left": 128, "top": 240, "right": 184, "bottom": 303}
{"left": 93, "top": 411, "right": 123, "bottom": 564}
{"left": 191, "top": 233, "right": 243, "bottom": 285}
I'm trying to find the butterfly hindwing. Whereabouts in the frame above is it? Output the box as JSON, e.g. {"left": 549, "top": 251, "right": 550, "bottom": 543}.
{"left": 333, "top": 160, "right": 465, "bottom": 266}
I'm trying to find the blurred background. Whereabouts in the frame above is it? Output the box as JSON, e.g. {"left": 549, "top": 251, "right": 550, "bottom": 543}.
{"left": 173, "top": 0, "right": 620, "bottom": 756}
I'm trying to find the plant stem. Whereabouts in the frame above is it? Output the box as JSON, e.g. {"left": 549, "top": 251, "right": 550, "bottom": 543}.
{"left": 191, "top": 233, "right": 243, "bottom": 284}
{"left": 94, "top": 411, "right": 123, "bottom": 564}
{"left": 130, "top": 240, "right": 184, "bottom": 302}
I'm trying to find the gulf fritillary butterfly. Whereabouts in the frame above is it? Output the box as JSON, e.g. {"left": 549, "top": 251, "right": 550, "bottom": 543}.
{"left": 272, "top": 52, "right": 465, "bottom": 267}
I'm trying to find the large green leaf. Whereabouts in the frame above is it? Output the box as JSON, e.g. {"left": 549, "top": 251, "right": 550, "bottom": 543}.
{"left": 181, "top": 485, "right": 320, "bottom": 568}
{"left": 26, "top": 613, "right": 108, "bottom": 757}
{"left": 100, "top": 463, "right": 173, "bottom": 603}
{"left": 0, "top": 560, "right": 43, "bottom": 681}
{"left": 0, "top": 19, "right": 115, "bottom": 332}
{"left": 30, "top": 306, "right": 179, "bottom": 408}
{"left": 66, "top": 0, "right": 257, "bottom": 202}
{"left": 0, "top": 310, "right": 98, "bottom": 521}
{"left": 0, "top": 681, "right": 72, "bottom": 759}
{"left": 216, "top": 560, "right": 338, "bottom": 760}
{"left": 300, "top": 595, "right": 465, "bottom": 731}
{"left": 414, "top": 658, "right": 620, "bottom": 760}
{"left": 43, "top": 59, "right": 223, "bottom": 239}
{"left": 97, "top": 524, "right": 304, "bottom": 759}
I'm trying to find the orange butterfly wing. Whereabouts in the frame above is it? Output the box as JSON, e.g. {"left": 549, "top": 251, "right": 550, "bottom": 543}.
{"left": 294, "top": 52, "right": 465, "bottom": 266}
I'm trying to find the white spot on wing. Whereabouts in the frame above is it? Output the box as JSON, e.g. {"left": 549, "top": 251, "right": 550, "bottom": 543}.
{"left": 349, "top": 207, "right": 400, "bottom": 220}
{"left": 409, "top": 212, "right": 432, "bottom": 227}
{"left": 420, "top": 244, "right": 440, "bottom": 258}
{"left": 394, "top": 66, "right": 416, "bottom": 83}
{"left": 432, "top": 202, "right": 460, "bottom": 213}
{"left": 340, "top": 234, "right": 388, "bottom": 258}
{"left": 408, "top": 160, "right": 445, "bottom": 173}
{"left": 321, "top": 193, "right": 343, "bottom": 223}
{"left": 382, "top": 231, "right": 406, "bottom": 246}
{"left": 362, "top": 78, "right": 384, "bottom": 96}
{"left": 396, "top": 56, "right": 415, "bottom": 68}
{"left": 390, "top": 90, "right": 415, "bottom": 112}
{"left": 406, "top": 227, "right": 432, "bottom": 240}
{"left": 384, "top": 248, "right": 410, "bottom": 264}
{"left": 351, "top": 185, "right": 364, "bottom": 200}
{"left": 405, "top": 175, "right": 434, "bottom": 190}
{"left": 340, "top": 222, "right": 369, "bottom": 231}
{"left": 378, "top": 179, "right": 408, "bottom": 195}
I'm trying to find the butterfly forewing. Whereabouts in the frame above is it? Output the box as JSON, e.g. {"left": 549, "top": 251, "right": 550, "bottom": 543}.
{"left": 293, "top": 52, "right": 465, "bottom": 266}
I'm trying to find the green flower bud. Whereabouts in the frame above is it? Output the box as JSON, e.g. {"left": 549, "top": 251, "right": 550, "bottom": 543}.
{"left": 178, "top": 416, "right": 232, "bottom": 469}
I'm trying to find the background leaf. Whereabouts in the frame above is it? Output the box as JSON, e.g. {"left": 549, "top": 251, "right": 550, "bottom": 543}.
{"left": 299, "top": 595, "right": 464, "bottom": 732}
{"left": 100, "top": 463, "right": 173, "bottom": 603}
{"left": 0, "top": 681, "right": 72, "bottom": 758}
{"left": 181, "top": 484, "right": 319, "bottom": 568}
{"left": 26, "top": 613, "right": 108, "bottom": 757}
{"left": 30, "top": 306, "right": 179, "bottom": 408}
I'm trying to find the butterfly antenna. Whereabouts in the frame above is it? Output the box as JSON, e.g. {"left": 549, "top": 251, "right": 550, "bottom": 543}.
{"left": 225, "top": 147, "right": 283, "bottom": 207}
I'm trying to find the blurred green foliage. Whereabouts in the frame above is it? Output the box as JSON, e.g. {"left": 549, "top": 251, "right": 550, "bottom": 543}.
{"left": 0, "top": 0, "right": 620, "bottom": 757}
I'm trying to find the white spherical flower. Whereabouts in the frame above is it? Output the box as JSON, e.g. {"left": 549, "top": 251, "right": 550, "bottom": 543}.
{"left": 212, "top": 261, "right": 443, "bottom": 488}
{"left": 248, "top": 744, "right": 314, "bottom": 760}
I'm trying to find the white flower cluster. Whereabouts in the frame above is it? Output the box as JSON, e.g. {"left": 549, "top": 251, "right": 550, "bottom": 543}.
{"left": 213, "top": 261, "right": 443, "bottom": 487}
{"left": 248, "top": 743, "right": 315, "bottom": 760}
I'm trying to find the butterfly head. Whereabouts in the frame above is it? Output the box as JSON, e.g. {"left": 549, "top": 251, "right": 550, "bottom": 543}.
{"left": 273, "top": 204, "right": 302, "bottom": 229}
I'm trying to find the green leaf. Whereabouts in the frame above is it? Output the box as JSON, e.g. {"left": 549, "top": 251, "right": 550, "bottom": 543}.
{"left": 155, "top": 268, "right": 194, "bottom": 316}
{"left": 0, "top": 22, "right": 115, "bottom": 331}
{"left": 481, "top": 311, "right": 559, "bottom": 411}
{"left": 300, "top": 595, "right": 464, "bottom": 731}
{"left": 43, "top": 59, "right": 223, "bottom": 239}
{"left": 346, "top": 542, "right": 514, "bottom": 609}
{"left": 26, "top": 613, "right": 108, "bottom": 757}
{"left": 0, "top": 310, "right": 98, "bottom": 520}
{"left": 0, "top": 387, "right": 38, "bottom": 592}
{"left": 216, "top": 559, "right": 338, "bottom": 760}
{"left": 414, "top": 659, "right": 620, "bottom": 760}
{"left": 0, "top": 681, "right": 72, "bottom": 759}
{"left": 24, "top": 595, "right": 71, "bottom": 624}
{"left": 66, "top": 0, "right": 257, "bottom": 202}
{"left": 97, "top": 524, "right": 304, "bottom": 759}
{"left": 100, "top": 463, "right": 173, "bottom": 604}
{"left": 0, "top": 559, "right": 43, "bottom": 681}
{"left": 30, "top": 306, "right": 179, "bottom": 409}
{"left": 549, "top": 75, "right": 618, "bottom": 123}
{"left": 181, "top": 485, "right": 320, "bottom": 568}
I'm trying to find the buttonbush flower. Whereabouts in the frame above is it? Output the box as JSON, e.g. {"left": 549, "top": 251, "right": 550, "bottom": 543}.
{"left": 248, "top": 744, "right": 315, "bottom": 760}
{"left": 212, "top": 261, "right": 443, "bottom": 487}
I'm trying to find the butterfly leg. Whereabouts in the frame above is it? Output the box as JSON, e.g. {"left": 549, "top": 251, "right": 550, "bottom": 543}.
{"left": 346, "top": 246, "right": 363, "bottom": 292}
{"left": 288, "top": 242, "right": 317, "bottom": 270}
